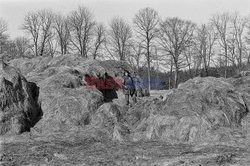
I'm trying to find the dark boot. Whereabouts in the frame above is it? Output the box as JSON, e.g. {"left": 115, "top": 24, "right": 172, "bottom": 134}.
{"left": 132, "top": 93, "right": 137, "bottom": 104}
{"left": 125, "top": 94, "right": 129, "bottom": 106}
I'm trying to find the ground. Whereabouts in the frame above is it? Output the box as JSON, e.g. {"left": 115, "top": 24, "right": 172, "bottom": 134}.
{"left": 2, "top": 137, "right": 250, "bottom": 166}
{"left": 1, "top": 90, "right": 250, "bottom": 166}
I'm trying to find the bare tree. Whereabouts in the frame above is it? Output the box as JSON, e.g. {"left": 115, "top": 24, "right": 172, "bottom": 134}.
{"left": 0, "top": 18, "right": 7, "bottom": 36}
{"left": 184, "top": 46, "right": 195, "bottom": 77}
{"left": 107, "top": 17, "right": 132, "bottom": 61}
{"left": 2, "top": 41, "right": 18, "bottom": 60}
{"left": 159, "top": 17, "right": 195, "bottom": 88}
{"left": 0, "top": 19, "right": 18, "bottom": 59}
{"left": 227, "top": 36, "right": 237, "bottom": 67}
{"left": 129, "top": 41, "right": 144, "bottom": 71}
{"left": 211, "top": 13, "right": 230, "bottom": 77}
{"left": 152, "top": 45, "right": 162, "bottom": 79}
{"left": 0, "top": 18, "right": 8, "bottom": 54}
{"left": 68, "top": 6, "right": 95, "bottom": 57}
{"left": 38, "top": 9, "right": 54, "bottom": 56}
{"left": 53, "top": 14, "right": 70, "bottom": 55}
{"left": 231, "top": 12, "right": 248, "bottom": 68}
{"left": 92, "top": 23, "right": 106, "bottom": 59}
{"left": 46, "top": 31, "right": 58, "bottom": 57}
{"left": 14, "top": 36, "right": 30, "bottom": 57}
{"left": 22, "top": 12, "right": 41, "bottom": 56}
{"left": 246, "top": 16, "right": 250, "bottom": 64}
{"left": 133, "top": 7, "right": 159, "bottom": 92}
{"left": 195, "top": 24, "right": 217, "bottom": 76}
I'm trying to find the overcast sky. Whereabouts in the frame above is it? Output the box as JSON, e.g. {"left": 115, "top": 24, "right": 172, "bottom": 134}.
{"left": 0, "top": 0, "right": 249, "bottom": 39}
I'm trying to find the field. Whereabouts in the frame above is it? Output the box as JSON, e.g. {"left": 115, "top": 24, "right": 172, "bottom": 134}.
{"left": 2, "top": 133, "right": 250, "bottom": 165}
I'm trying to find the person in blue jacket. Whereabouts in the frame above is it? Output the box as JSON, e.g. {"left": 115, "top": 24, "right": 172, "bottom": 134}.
{"left": 122, "top": 71, "right": 137, "bottom": 106}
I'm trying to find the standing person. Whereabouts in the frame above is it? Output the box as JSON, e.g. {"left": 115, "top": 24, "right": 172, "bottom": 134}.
{"left": 122, "top": 71, "right": 136, "bottom": 106}
{"left": 131, "top": 73, "right": 140, "bottom": 103}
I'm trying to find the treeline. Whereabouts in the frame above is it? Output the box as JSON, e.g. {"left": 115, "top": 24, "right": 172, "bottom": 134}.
{"left": 138, "top": 63, "right": 245, "bottom": 90}
{"left": 1, "top": 6, "right": 250, "bottom": 88}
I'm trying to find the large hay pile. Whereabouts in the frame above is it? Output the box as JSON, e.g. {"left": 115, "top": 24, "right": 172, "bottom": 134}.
{"left": 6, "top": 55, "right": 250, "bottom": 144}
{"left": 124, "top": 77, "right": 249, "bottom": 143}
{"left": 8, "top": 55, "right": 135, "bottom": 136}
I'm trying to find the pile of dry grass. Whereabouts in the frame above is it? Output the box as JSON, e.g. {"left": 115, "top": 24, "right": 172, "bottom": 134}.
{"left": 8, "top": 55, "right": 250, "bottom": 144}
{"left": 8, "top": 55, "right": 137, "bottom": 136}
{"left": 124, "top": 77, "right": 249, "bottom": 143}
{"left": 90, "top": 103, "right": 130, "bottom": 141}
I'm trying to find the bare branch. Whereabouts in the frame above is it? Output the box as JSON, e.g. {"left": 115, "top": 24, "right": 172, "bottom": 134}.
{"left": 107, "top": 17, "right": 132, "bottom": 61}
{"left": 68, "top": 6, "right": 96, "bottom": 57}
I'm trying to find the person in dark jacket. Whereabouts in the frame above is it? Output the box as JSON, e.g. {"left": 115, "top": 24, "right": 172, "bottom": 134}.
{"left": 122, "top": 71, "right": 136, "bottom": 106}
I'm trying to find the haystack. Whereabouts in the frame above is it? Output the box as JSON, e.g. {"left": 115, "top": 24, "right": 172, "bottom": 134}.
{"left": 126, "top": 77, "right": 249, "bottom": 143}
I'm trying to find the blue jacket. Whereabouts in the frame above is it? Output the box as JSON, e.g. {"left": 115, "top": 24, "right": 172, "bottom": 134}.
{"left": 122, "top": 76, "right": 136, "bottom": 95}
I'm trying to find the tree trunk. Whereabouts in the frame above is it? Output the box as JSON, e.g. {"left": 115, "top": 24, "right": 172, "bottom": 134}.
{"left": 248, "top": 52, "right": 250, "bottom": 64}
{"left": 239, "top": 48, "right": 242, "bottom": 69}
{"left": 35, "top": 43, "right": 38, "bottom": 57}
{"left": 168, "top": 76, "right": 171, "bottom": 90}
{"left": 169, "top": 57, "right": 173, "bottom": 89}
{"left": 63, "top": 44, "right": 67, "bottom": 54}
{"left": 224, "top": 46, "right": 228, "bottom": 78}
{"left": 147, "top": 55, "right": 151, "bottom": 92}
{"left": 40, "top": 46, "right": 44, "bottom": 56}
{"left": 174, "top": 67, "right": 179, "bottom": 88}
{"left": 204, "top": 66, "right": 209, "bottom": 77}
{"left": 40, "top": 39, "right": 46, "bottom": 56}
{"left": 188, "top": 64, "right": 192, "bottom": 78}
{"left": 146, "top": 37, "right": 151, "bottom": 93}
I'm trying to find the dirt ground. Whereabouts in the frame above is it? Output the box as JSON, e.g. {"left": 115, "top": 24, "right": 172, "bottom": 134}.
{"left": 2, "top": 135, "right": 250, "bottom": 166}
{"left": 1, "top": 90, "right": 250, "bottom": 166}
